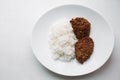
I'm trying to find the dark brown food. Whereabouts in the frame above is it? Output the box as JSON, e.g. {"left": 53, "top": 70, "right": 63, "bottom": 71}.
{"left": 70, "top": 17, "right": 90, "bottom": 39}
{"left": 75, "top": 37, "right": 94, "bottom": 64}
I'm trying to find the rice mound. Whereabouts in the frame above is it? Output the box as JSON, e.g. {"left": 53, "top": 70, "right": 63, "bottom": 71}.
{"left": 48, "top": 20, "right": 78, "bottom": 61}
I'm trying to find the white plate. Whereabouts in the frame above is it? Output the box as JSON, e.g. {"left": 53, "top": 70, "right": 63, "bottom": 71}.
{"left": 31, "top": 5, "right": 114, "bottom": 76}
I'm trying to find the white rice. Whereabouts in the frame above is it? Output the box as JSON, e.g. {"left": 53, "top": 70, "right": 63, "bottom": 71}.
{"left": 48, "top": 20, "right": 78, "bottom": 61}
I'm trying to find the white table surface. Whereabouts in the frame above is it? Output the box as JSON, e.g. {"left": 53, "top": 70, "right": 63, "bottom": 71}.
{"left": 0, "top": 0, "right": 120, "bottom": 80}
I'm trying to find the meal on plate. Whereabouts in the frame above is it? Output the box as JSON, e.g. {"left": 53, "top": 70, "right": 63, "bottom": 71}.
{"left": 48, "top": 17, "right": 94, "bottom": 64}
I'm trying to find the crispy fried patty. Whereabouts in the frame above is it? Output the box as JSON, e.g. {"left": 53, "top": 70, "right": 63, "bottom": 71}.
{"left": 70, "top": 17, "right": 90, "bottom": 39}
{"left": 75, "top": 37, "right": 94, "bottom": 64}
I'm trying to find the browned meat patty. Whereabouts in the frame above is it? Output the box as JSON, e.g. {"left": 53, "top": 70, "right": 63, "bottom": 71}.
{"left": 70, "top": 17, "right": 90, "bottom": 39}
{"left": 75, "top": 37, "right": 94, "bottom": 64}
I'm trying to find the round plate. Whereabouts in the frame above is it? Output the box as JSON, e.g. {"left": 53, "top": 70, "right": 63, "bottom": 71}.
{"left": 31, "top": 5, "right": 114, "bottom": 76}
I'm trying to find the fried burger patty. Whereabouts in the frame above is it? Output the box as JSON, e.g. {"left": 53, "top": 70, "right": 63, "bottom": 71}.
{"left": 75, "top": 37, "right": 94, "bottom": 64}
{"left": 70, "top": 17, "right": 90, "bottom": 39}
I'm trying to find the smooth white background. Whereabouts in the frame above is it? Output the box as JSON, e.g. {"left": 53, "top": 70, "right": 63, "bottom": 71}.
{"left": 0, "top": 0, "right": 120, "bottom": 80}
